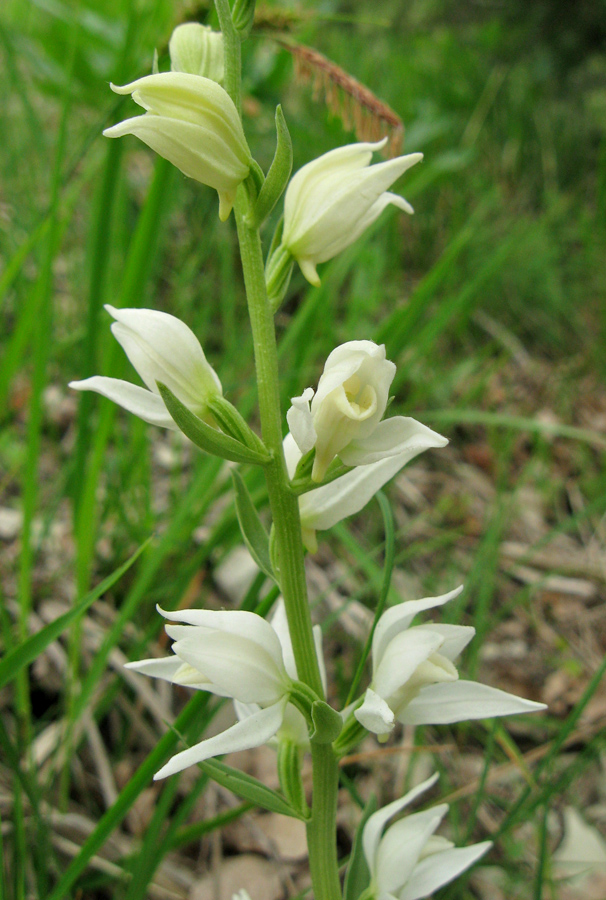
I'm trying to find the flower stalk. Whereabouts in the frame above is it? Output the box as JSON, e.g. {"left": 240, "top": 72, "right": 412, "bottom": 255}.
{"left": 210, "top": 1, "right": 342, "bottom": 893}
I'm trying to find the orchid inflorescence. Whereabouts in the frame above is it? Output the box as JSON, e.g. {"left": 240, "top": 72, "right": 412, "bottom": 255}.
{"left": 71, "top": 13, "right": 546, "bottom": 900}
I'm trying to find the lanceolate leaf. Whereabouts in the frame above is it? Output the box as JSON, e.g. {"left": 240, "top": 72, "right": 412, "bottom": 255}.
{"left": 0, "top": 538, "right": 151, "bottom": 691}
{"left": 231, "top": 470, "right": 275, "bottom": 580}
{"left": 158, "top": 382, "right": 270, "bottom": 465}
{"left": 252, "top": 105, "right": 293, "bottom": 226}
{"left": 200, "top": 759, "right": 308, "bottom": 820}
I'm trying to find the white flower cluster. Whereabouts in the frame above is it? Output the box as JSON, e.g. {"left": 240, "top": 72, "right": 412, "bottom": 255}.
{"left": 68, "top": 24, "right": 548, "bottom": 900}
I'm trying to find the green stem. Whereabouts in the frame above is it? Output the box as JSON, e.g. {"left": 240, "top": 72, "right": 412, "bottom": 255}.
{"left": 307, "top": 744, "right": 342, "bottom": 900}
{"left": 233, "top": 204, "right": 323, "bottom": 695}
{"left": 215, "top": 3, "right": 342, "bottom": 896}
{"left": 214, "top": 0, "right": 241, "bottom": 113}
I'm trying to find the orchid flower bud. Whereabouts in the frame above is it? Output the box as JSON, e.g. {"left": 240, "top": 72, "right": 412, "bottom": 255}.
{"left": 355, "top": 587, "right": 546, "bottom": 738}
{"left": 279, "top": 139, "right": 422, "bottom": 286}
{"left": 363, "top": 774, "right": 492, "bottom": 900}
{"left": 104, "top": 72, "right": 251, "bottom": 220}
{"left": 287, "top": 340, "right": 447, "bottom": 482}
{"left": 169, "top": 23, "right": 224, "bottom": 83}
{"left": 69, "top": 306, "right": 222, "bottom": 430}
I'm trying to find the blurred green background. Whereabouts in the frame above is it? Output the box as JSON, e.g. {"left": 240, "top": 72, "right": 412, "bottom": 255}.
{"left": 1, "top": 0, "right": 606, "bottom": 898}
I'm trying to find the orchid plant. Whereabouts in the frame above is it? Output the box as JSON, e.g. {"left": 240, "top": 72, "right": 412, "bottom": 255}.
{"left": 71, "top": 8, "right": 546, "bottom": 900}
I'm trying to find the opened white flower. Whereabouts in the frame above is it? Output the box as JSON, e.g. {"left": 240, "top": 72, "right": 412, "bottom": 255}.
{"left": 355, "top": 587, "right": 547, "bottom": 737}
{"left": 125, "top": 605, "right": 300, "bottom": 779}
{"left": 104, "top": 72, "right": 251, "bottom": 220}
{"left": 363, "top": 773, "right": 491, "bottom": 900}
{"left": 234, "top": 599, "right": 327, "bottom": 749}
{"left": 284, "top": 426, "right": 445, "bottom": 553}
{"left": 69, "top": 305, "right": 221, "bottom": 430}
{"left": 169, "top": 23, "right": 224, "bottom": 83}
{"left": 287, "top": 340, "right": 446, "bottom": 481}
{"left": 279, "top": 139, "right": 422, "bottom": 286}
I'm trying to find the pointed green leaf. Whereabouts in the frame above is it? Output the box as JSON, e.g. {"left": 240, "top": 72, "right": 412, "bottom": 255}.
{"left": 0, "top": 538, "right": 151, "bottom": 690}
{"left": 232, "top": 0, "right": 256, "bottom": 38}
{"left": 311, "top": 700, "right": 343, "bottom": 744}
{"left": 252, "top": 106, "right": 293, "bottom": 226}
{"left": 231, "top": 470, "right": 275, "bottom": 580}
{"left": 200, "top": 759, "right": 308, "bottom": 819}
{"left": 157, "top": 383, "right": 270, "bottom": 466}
{"left": 344, "top": 795, "right": 377, "bottom": 900}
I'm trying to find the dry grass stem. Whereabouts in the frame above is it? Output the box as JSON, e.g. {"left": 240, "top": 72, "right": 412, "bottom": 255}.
{"left": 280, "top": 40, "right": 404, "bottom": 156}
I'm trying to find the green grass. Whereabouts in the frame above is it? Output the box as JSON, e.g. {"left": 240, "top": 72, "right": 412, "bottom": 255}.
{"left": 1, "top": 0, "right": 605, "bottom": 897}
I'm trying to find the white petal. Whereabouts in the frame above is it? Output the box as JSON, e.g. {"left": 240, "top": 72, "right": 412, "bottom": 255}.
{"left": 376, "top": 806, "right": 447, "bottom": 893}
{"left": 363, "top": 774, "right": 439, "bottom": 873}
{"left": 298, "top": 257, "right": 321, "bottom": 286}
{"left": 124, "top": 656, "right": 185, "bottom": 682}
{"left": 298, "top": 451, "right": 415, "bottom": 532}
{"left": 153, "top": 698, "right": 287, "bottom": 779}
{"left": 157, "top": 606, "right": 285, "bottom": 666}
{"left": 69, "top": 376, "right": 177, "bottom": 429}
{"left": 284, "top": 141, "right": 386, "bottom": 242}
{"left": 340, "top": 416, "right": 447, "bottom": 467}
{"left": 286, "top": 388, "right": 316, "bottom": 455}
{"left": 288, "top": 152, "right": 422, "bottom": 262}
{"left": 398, "top": 680, "right": 547, "bottom": 725}
{"left": 415, "top": 624, "right": 475, "bottom": 661}
{"left": 355, "top": 687, "right": 395, "bottom": 735}
{"left": 312, "top": 624, "right": 328, "bottom": 694}
{"left": 172, "top": 631, "right": 288, "bottom": 705}
{"left": 312, "top": 342, "right": 386, "bottom": 406}
{"left": 373, "top": 628, "right": 445, "bottom": 699}
{"left": 400, "top": 841, "right": 492, "bottom": 900}
{"left": 372, "top": 587, "right": 463, "bottom": 664}
{"left": 283, "top": 432, "right": 303, "bottom": 479}
{"left": 314, "top": 178, "right": 418, "bottom": 262}
{"left": 269, "top": 599, "right": 298, "bottom": 681}
{"left": 106, "top": 305, "right": 221, "bottom": 409}
{"left": 554, "top": 807, "right": 606, "bottom": 877}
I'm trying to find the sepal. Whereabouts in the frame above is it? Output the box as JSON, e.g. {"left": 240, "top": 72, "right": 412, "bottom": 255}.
{"left": 158, "top": 382, "right": 271, "bottom": 465}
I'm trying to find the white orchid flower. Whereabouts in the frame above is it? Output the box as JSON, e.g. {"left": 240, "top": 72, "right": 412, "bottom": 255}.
{"left": 363, "top": 773, "right": 492, "bottom": 900}
{"left": 69, "top": 305, "right": 222, "bottom": 430}
{"left": 283, "top": 427, "right": 444, "bottom": 553}
{"left": 104, "top": 72, "right": 251, "bottom": 220}
{"left": 279, "top": 138, "right": 422, "bottom": 286}
{"left": 234, "top": 599, "right": 327, "bottom": 749}
{"left": 169, "top": 23, "right": 224, "bottom": 83}
{"left": 125, "top": 606, "right": 299, "bottom": 779}
{"left": 355, "top": 587, "right": 547, "bottom": 737}
{"left": 287, "top": 340, "right": 447, "bottom": 481}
